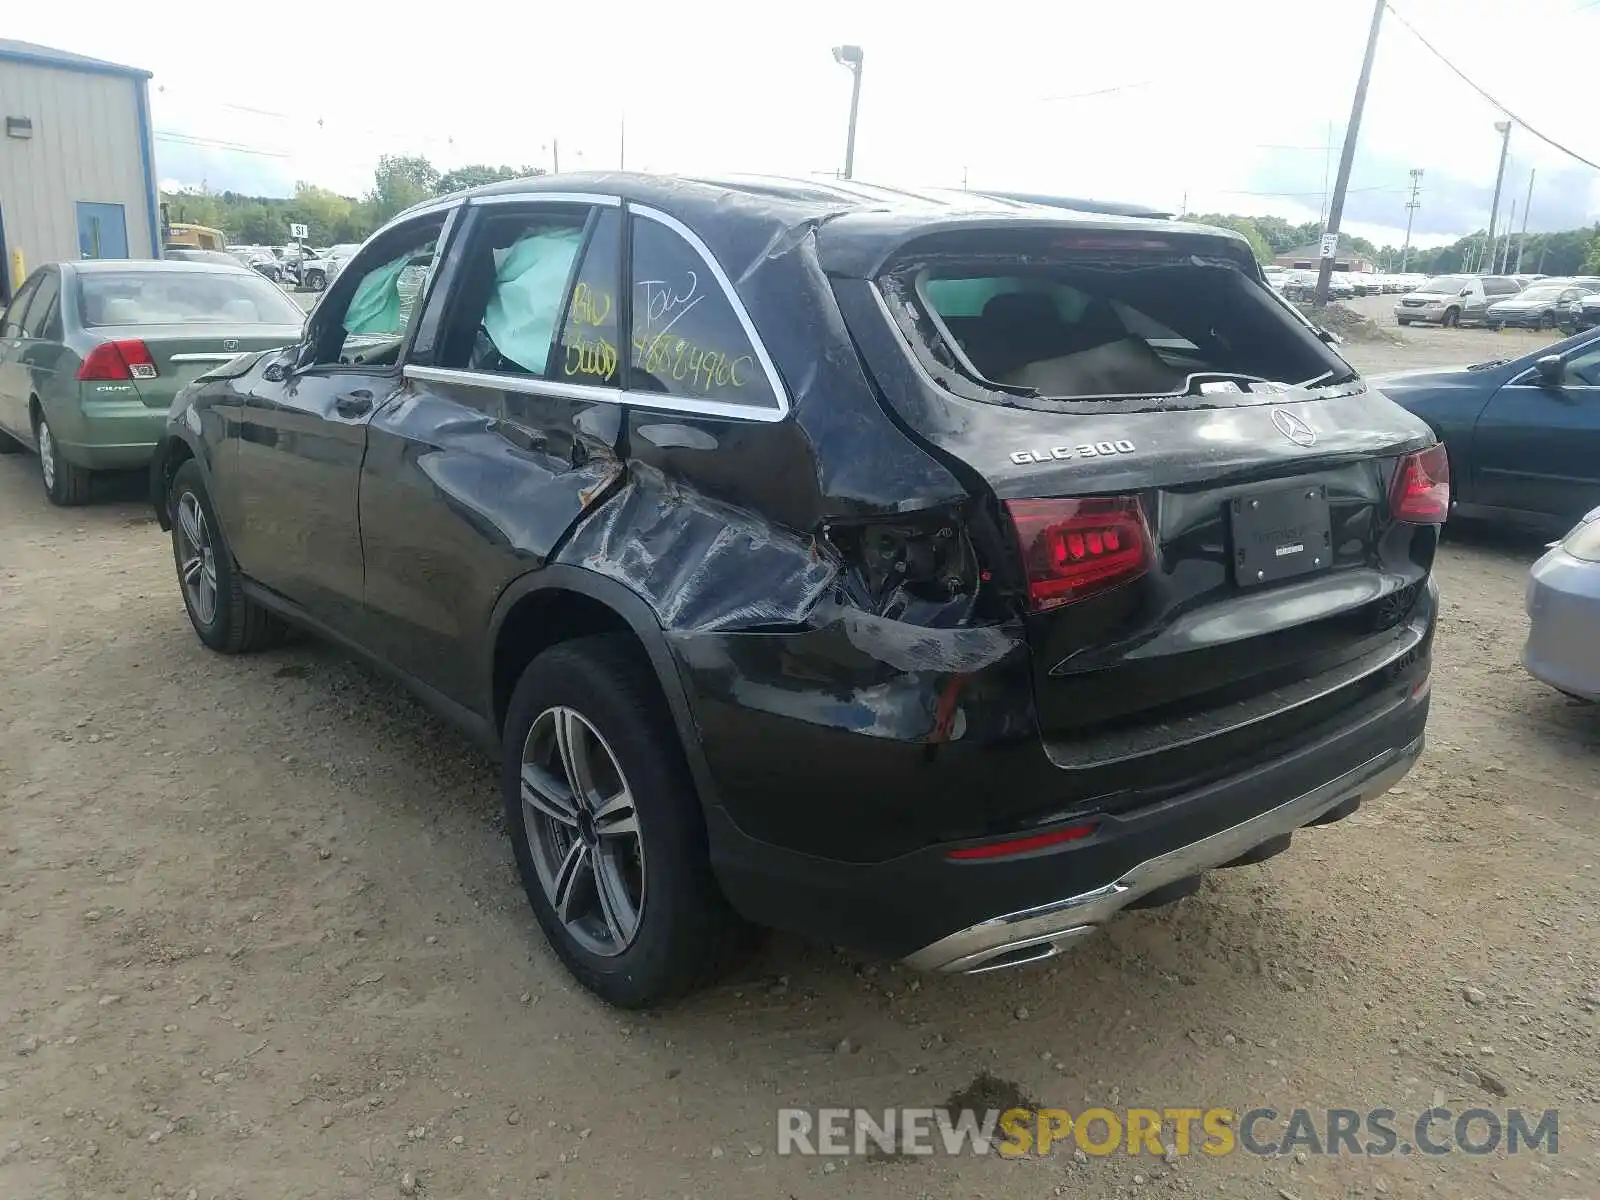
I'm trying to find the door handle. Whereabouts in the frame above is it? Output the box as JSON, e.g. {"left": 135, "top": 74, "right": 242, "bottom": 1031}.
{"left": 335, "top": 390, "right": 374, "bottom": 418}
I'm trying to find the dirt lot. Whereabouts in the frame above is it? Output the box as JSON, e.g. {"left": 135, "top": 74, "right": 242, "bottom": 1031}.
{"left": 2, "top": 323, "right": 1597, "bottom": 1200}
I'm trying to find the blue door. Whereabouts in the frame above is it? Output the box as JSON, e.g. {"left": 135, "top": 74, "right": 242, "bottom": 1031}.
{"left": 76, "top": 202, "right": 129, "bottom": 259}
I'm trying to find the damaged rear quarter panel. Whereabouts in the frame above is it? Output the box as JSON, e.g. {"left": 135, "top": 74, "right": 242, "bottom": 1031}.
{"left": 550, "top": 220, "right": 1040, "bottom": 858}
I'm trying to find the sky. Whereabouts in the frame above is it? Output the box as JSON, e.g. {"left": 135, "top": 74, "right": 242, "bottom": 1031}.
{"left": 13, "top": 0, "right": 1600, "bottom": 249}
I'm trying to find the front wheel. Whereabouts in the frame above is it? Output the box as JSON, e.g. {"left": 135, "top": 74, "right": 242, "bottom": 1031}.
{"left": 1441, "top": 308, "right": 1461, "bottom": 328}
{"left": 36, "top": 415, "right": 92, "bottom": 505}
{"left": 1397, "top": 317, "right": 1412, "bottom": 327}
{"left": 305, "top": 270, "right": 326, "bottom": 291}
{"left": 502, "top": 635, "right": 748, "bottom": 1007}
{"left": 1540, "top": 312, "right": 1557, "bottom": 330}
{"left": 168, "top": 460, "right": 284, "bottom": 653}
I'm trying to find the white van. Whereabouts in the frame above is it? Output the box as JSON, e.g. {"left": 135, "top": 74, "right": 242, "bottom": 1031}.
{"left": 1393, "top": 274, "right": 1522, "bottom": 327}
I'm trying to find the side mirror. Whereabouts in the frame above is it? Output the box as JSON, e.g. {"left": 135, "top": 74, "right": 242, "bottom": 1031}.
{"left": 1535, "top": 355, "right": 1564, "bottom": 387}
{"left": 1459, "top": 287, "right": 1472, "bottom": 297}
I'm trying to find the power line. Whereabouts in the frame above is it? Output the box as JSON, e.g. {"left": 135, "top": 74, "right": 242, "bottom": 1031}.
{"left": 1385, "top": 3, "right": 1600, "bottom": 172}
{"left": 153, "top": 130, "right": 290, "bottom": 159}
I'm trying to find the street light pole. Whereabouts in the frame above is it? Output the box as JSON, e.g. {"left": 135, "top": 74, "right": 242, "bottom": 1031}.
{"left": 1484, "top": 120, "right": 1512, "bottom": 275}
{"left": 832, "top": 45, "right": 864, "bottom": 179}
{"left": 1315, "top": 0, "right": 1386, "bottom": 306}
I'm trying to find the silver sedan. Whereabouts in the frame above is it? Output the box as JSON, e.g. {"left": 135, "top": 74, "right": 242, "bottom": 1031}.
{"left": 1525, "top": 507, "right": 1600, "bottom": 699}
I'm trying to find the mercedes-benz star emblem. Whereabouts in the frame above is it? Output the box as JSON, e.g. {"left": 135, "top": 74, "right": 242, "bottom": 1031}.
{"left": 1272, "top": 408, "right": 1317, "bottom": 448}
{"left": 222, "top": 338, "right": 239, "bottom": 352}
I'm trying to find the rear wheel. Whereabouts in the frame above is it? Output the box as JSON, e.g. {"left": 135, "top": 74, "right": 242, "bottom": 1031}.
{"left": 1540, "top": 312, "right": 1557, "bottom": 330}
{"left": 305, "top": 269, "right": 326, "bottom": 291}
{"left": 35, "top": 414, "right": 92, "bottom": 506}
{"left": 1441, "top": 308, "right": 1460, "bottom": 328}
{"left": 502, "top": 635, "right": 747, "bottom": 1007}
{"left": 1397, "top": 317, "right": 1412, "bottom": 327}
{"left": 168, "top": 459, "right": 284, "bottom": 653}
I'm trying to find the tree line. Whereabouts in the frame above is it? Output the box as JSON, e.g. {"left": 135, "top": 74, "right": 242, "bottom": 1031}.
{"left": 1188, "top": 212, "right": 1600, "bottom": 276}
{"left": 160, "top": 155, "right": 546, "bottom": 247}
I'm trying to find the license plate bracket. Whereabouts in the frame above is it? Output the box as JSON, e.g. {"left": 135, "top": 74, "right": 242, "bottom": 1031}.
{"left": 1231, "top": 485, "right": 1332, "bottom": 587}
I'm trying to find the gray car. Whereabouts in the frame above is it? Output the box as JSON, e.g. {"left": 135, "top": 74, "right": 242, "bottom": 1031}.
{"left": 1525, "top": 506, "right": 1600, "bottom": 699}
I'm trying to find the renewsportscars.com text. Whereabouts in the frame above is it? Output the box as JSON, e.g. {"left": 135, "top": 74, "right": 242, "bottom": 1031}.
{"left": 777, "top": 1106, "right": 1559, "bottom": 1158}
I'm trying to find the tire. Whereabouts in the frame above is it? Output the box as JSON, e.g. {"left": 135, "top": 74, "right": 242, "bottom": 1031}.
{"left": 35, "top": 414, "right": 92, "bottom": 505}
{"left": 1441, "top": 308, "right": 1460, "bottom": 328}
{"left": 167, "top": 459, "right": 284, "bottom": 653}
{"left": 1397, "top": 318, "right": 1412, "bottom": 327}
{"left": 502, "top": 635, "right": 747, "bottom": 1008}
{"left": 1540, "top": 312, "right": 1556, "bottom": 330}
{"left": 305, "top": 270, "right": 326, "bottom": 292}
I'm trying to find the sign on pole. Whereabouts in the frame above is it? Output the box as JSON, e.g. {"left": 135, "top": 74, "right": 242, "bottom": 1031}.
{"left": 289, "top": 222, "right": 309, "bottom": 240}
{"left": 1319, "top": 233, "right": 1339, "bottom": 259}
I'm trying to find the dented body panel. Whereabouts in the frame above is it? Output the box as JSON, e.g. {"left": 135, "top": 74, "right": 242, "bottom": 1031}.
{"left": 153, "top": 171, "right": 1440, "bottom": 969}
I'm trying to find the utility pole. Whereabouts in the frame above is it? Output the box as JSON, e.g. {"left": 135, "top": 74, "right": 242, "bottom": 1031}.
{"left": 1514, "top": 168, "right": 1534, "bottom": 273}
{"left": 1484, "top": 120, "right": 1512, "bottom": 275}
{"left": 1315, "top": 0, "right": 1386, "bottom": 305}
{"left": 619, "top": 116, "right": 626, "bottom": 170}
{"left": 832, "top": 45, "right": 865, "bottom": 179}
{"left": 1401, "top": 168, "right": 1423, "bottom": 272}
{"left": 1499, "top": 199, "right": 1516, "bottom": 273}
{"left": 552, "top": 138, "right": 560, "bottom": 174}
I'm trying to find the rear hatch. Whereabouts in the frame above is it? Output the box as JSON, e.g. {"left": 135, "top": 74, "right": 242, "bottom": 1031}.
{"left": 830, "top": 218, "right": 1441, "bottom": 822}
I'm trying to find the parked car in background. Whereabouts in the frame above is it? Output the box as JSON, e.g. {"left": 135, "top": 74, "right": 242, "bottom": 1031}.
{"left": 1376, "top": 327, "right": 1600, "bottom": 532}
{"left": 0, "top": 260, "right": 304, "bottom": 504}
{"left": 295, "top": 243, "right": 362, "bottom": 291}
{"left": 1525, "top": 505, "right": 1600, "bottom": 701}
{"left": 1348, "top": 274, "right": 1379, "bottom": 297}
{"left": 1393, "top": 274, "right": 1522, "bottom": 327}
{"left": 150, "top": 172, "right": 1438, "bottom": 1006}
{"left": 1572, "top": 291, "right": 1600, "bottom": 334}
{"left": 229, "top": 247, "right": 284, "bottom": 283}
{"left": 1485, "top": 280, "right": 1597, "bottom": 331}
{"left": 1281, "top": 271, "right": 1354, "bottom": 301}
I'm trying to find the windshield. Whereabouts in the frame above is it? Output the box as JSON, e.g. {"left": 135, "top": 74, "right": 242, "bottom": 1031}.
{"left": 1516, "top": 286, "right": 1567, "bottom": 301}
{"left": 79, "top": 271, "right": 305, "bottom": 327}
{"left": 1418, "top": 275, "right": 1471, "bottom": 294}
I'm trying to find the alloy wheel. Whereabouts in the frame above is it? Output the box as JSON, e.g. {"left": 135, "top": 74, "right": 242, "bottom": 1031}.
{"left": 520, "top": 706, "right": 645, "bottom": 957}
{"left": 175, "top": 491, "right": 219, "bottom": 627}
{"left": 37, "top": 420, "right": 56, "bottom": 491}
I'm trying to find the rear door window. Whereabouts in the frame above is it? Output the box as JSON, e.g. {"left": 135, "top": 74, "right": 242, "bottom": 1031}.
{"left": 23, "top": 271, "right": 60, "bottom": 338}
{"left": 627, "top": 213, "right": 780, "bottom": 411}
{"left": 2, "top": 275, "right": 40, "bottom": 337}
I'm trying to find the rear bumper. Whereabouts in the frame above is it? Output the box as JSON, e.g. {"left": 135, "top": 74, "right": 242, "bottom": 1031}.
{"left": 1525, "top": 546, "right": 1600, "bottom": 699}
{"left": 702, "top": 640, "right": 1431, "bottom": 963}
{"left": 906, "top": 732, "right": 1421, "bottom": 972}
{"left": 46, "top": 397, "right": 165, "bottom": 469}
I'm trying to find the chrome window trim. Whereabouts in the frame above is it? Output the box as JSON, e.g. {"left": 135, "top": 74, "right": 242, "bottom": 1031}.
{"left": 402, "top": 364, "right": 787, "bottom": 423}
{"left": 628, "top": 203, "right": 790, "bottom": 419}
{"left": 469, "top": 191, "right": 623, "bottom": 209}
{"left": 171, "top": 352, "right": 242, "bottom": 363}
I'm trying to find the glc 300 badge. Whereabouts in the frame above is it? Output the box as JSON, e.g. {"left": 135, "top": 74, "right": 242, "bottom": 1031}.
{"left": 1010, "top": 440, "right": 1135, "bottom": 466}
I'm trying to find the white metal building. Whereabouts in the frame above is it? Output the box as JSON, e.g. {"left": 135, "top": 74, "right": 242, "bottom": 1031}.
{"left": 0, "top": 39, "right": 159, "bottom": 302}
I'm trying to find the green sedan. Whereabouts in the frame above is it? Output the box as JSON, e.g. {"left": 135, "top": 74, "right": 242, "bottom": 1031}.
{"left": 0, "top": 259, "right": 304, "bottom": 505}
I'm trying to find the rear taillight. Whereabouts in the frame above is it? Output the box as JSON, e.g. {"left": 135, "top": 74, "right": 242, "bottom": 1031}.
{"left": 946, "top": 822, "right": 1098, "bottom": 861}
{"left": 1004, "top": 496, "right": 1152, "bottom": 611}
{"left": 1390, "top": 445, "right": 1450, "bottom": 523}
{"left": 77, "top": 340, "right": 158, "bottom": 382}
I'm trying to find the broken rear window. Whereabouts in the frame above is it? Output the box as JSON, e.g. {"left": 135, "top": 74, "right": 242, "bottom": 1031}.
{"left": 880, "top": 230, "right": 1351, "bottom": 404}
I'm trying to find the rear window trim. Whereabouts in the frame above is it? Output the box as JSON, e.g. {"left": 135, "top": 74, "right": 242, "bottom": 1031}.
{"left": 870, "top": 277, "right": 1364, "bottom": 416}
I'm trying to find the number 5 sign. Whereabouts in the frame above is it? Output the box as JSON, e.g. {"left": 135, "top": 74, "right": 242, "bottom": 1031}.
{"left": 1319, "top": 233, "right": 1339, "bottom": 259}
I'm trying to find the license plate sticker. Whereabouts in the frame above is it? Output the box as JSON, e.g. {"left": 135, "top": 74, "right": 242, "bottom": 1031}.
{"left": 1231, "top": 486, "right": 1332, "bottom": 587}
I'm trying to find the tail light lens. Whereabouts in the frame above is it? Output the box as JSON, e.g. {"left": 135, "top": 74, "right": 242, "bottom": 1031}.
{"left": 1004, "top": 496, "right": 1152, "bottom": 610}
{"left": 1390, "top": 445, "right": 1450, "bottom": 523}
{"left": 77, "top": 339, "right": 158, "bottom": 382}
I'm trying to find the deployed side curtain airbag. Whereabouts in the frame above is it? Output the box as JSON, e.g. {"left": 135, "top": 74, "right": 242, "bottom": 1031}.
{"left": 343, "top": 252, "right": 411, "bottom": 335}
{"left": 482, "top": 228, "right": 584, "bottom": 373}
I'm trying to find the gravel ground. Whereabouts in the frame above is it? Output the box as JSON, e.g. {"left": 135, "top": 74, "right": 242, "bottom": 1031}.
{"left": 1, "top": 321, "right": 1596, "bottom": 1200}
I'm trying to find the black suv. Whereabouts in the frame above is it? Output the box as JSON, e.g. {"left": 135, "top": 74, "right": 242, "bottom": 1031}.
{"left": 153, "top": 174, "right": 1442, "bottom": 1006}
